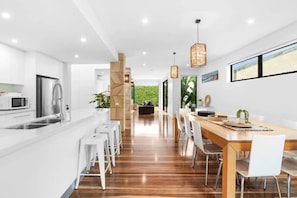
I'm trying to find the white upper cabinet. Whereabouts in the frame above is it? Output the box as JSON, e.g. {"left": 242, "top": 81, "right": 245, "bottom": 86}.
{"left": 0, "top": 44, "right": 25, "bottom": 85}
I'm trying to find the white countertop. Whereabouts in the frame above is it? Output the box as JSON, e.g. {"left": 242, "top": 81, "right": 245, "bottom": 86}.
{"left": 0, "top": 108, "right": 109, "bottom": 158}
{"left": 0, "top": 108, "right": 35, "bottom": 115}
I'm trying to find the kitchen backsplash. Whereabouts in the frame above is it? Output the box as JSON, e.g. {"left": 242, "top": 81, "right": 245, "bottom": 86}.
{"left": 0, "top": 83, "right": 23, "bottom": 93}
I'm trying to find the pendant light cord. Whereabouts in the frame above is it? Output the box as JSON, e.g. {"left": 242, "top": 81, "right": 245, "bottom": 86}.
{"left": 173, "top": 52, "right": 176, "bottom": 65}
{"left": 195, "top": 19, "right": 201, "bottom": 44}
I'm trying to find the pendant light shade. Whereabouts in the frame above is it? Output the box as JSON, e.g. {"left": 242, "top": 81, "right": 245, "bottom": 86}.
{"left": 170, "top": 65, "right": 178, "bottom": 78}
{"left": 190, "top": 19, "right": 207, "bottom": 67}
{"left": 170, "top": 52, "right": 179, "bottom": 78}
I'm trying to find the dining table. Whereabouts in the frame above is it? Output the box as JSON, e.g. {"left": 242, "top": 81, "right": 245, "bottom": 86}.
{"left": 183, "top": 112, "right": 297, "bottom": 198}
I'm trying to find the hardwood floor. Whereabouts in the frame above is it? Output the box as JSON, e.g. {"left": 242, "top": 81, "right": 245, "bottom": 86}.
{"left": 70, "top": 109, "right": 296, "bottom": 197}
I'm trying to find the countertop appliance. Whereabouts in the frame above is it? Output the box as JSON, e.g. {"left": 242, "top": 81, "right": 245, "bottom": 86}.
{"left": 0, "top": 93, "right": 29, "bottom": 110}
{"left": 36, "top": 75, "right": 63, "bottom": 118}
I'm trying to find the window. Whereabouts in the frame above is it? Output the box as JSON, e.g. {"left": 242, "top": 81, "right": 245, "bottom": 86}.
{"left": 231, "top": 57, "right": 258, "bottom": 81}
{"left": 263, "top": 43, "right": 297, "bottom": 76}
{"left": 231, "top": 42, "right": 297, "bottom": 82}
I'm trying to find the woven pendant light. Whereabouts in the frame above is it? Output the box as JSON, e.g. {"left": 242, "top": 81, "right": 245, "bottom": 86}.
{"left": 170, "top": 52, "right": 179, "bottom": 78}
{"left": 190, "top": 19, "right": 207, "bottom": 67}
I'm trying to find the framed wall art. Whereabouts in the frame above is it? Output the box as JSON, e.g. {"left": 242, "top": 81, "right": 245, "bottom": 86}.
{"left": 202, "top": 70, "right": 218, "bottom": 83}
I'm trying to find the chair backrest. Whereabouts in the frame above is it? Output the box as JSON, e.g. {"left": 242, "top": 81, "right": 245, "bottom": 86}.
{"left": 282, "top": 119, "right": 297, "bottom": 130}
{"left": 250, "top": 115, "right": 265, "bottom": 122}
{"left": 248, "top": 134, "right": 285, "bottom": 177}
{"left": 184, "top": 115, "right": 193, "bottom": 138}
{"left": 191, "top": 120, "right": 205, "bottom": 153}
{"left": 175, "top": 111, "right": 183, "bottom": 132}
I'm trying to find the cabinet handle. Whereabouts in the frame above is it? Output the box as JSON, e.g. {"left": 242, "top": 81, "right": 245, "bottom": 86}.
{"left": 13, "top": 114, "right": 31, "bottom": 118}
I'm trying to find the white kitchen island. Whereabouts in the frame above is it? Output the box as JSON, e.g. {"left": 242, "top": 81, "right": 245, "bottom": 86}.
{"left": 0, "top": 108, "right": 109, "bottom": 198}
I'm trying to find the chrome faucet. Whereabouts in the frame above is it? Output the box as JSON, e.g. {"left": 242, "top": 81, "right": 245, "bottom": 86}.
{"left": 52, "top": 82, "right": 64, "bottom": 120}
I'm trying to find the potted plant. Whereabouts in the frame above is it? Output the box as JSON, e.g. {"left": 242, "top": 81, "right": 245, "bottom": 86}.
{"left": 197, "top": 98, "right": 203, "bottom": 106}
{"left": 89, "top": 91, "right": 110, "bottom": 109}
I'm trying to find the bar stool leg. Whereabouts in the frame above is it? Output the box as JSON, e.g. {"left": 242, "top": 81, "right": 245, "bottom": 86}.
{"left": 104, "top": 139, "right": 112, "bottom": 174}
{"left": 109, "top": 131, "right": 115, "bottom": 167}
{"left": 96, "top": 143, "right": 106, "bottom": 189}
{"left": 115, "top": 125, "right": 120, "bottom": 155}
{"left": 75, "top": 142, "right": 83, "bottom": 189}
{"left": 96, "top": 127, "right": 116, "bottom": 167}
{"left": 104, "top": 122, "right": 121, "bottom": 156}
{"left": 85, "top": 144, "right": 93, "bottom": 173}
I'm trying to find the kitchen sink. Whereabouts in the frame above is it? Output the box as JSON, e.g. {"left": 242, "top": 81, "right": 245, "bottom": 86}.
{"left": 32, "top": 118, "right": 61, "bottom": 124}
{"left": 5, "top": 123, "right": 48, "bottom": 129}
{"left": 4, "top": 118, "right": 61, "bottom": 129}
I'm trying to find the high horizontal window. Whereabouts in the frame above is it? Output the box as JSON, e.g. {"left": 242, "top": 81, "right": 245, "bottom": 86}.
{"left": 231, "top": 42, "right": 297, "bottom": 82}
{"left": 231, "top": 57, "right": 258, "bottom": 81}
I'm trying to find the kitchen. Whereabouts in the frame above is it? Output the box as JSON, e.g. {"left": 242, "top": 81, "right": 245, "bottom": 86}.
{"left": 0, "top": 48, "right": 111, "bottom": 198}
{"left": 1, "top": 0, "right": 297, "bottom": 198}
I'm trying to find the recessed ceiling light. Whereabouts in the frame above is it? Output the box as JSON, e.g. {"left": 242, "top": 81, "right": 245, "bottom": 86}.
{"left": 80, "top": 37, "right": 87, "bottom": 43}
{"left": 142, "top": 18, "right": 149, "bottom": 24}
{"left": 2, "top": 12, "right": 11, "bottom": 19}
{"left": 11, "top": 38, "right": 18, "bottom": 44}
{"left": 142, "top": 63, "right": 146, "bottom": 67}
{"left": 247, "top": 18, "right": 255, "bottom": 24}
{"left": 142, "top": 51, "right": 147, "bottom": 55}
{"left": 74, "top": 54, "right": 79, "bottom": 59}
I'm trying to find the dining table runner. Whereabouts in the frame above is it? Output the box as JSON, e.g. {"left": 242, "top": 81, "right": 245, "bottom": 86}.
{"left": 205, "top": 119, "right": 273, "bottom": 131}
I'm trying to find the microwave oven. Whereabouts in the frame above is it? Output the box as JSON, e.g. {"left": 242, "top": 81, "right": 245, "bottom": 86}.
{"left": 0, "top": 95, "right": 29, "bottom": 110}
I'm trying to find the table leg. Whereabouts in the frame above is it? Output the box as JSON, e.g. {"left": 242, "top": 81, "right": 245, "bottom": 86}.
{"left": 222, "top": 143, "right": 237, "bottom": 198}
{"left": 174, "top": 116, "right": 178, "bottom": 143}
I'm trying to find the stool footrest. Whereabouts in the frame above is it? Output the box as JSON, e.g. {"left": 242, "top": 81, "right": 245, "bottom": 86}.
{"left": 80, "top": 173, "right": 101, "bottom": 176}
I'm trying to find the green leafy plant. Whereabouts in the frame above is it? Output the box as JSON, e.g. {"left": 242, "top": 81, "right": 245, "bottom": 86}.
{"left": 181, "top": 76, "right": 197, "bottom": 108}
{"left": 89, "top": 91, "right": 110, "bottom": 108}
{"left": 236, "top": 109, "right": 249, "bottom": 123}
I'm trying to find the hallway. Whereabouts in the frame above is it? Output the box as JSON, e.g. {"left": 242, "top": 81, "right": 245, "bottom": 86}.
{"left": 70, "top": 109, "right": 292, "bottom": 197}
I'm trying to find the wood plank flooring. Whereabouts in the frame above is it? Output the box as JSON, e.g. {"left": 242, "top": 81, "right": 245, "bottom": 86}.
{"left": 70, "top": 109, "right": 296, "bottom": 197}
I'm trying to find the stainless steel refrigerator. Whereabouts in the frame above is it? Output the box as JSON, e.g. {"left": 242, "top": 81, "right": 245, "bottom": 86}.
{"left": 36, "top": 75, "right": 62, "bottom": 118}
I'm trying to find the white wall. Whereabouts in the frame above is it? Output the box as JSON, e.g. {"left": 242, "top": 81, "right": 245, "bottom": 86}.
{"left": 95, "top": 69, "right": 110, "bottom": 93}
{"left": 70, "top": 64, "right": 109, "bottom": 110}
{"left": 36, "top": 53, "right": 65, "bottom": 80}
{"left": 196, "top": 21, "right": 297, "bottom": 126}
{"left": 167, "top": 77, "right": 180, "bottom": 116}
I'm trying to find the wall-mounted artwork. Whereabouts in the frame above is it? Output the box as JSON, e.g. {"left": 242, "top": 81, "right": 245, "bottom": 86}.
{"left": 202, "top": 70, "right": 219, "bottom": 83}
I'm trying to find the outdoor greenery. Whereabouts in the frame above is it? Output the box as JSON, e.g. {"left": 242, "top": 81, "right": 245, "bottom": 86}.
{"left": 181, "top": 76, "right": 197, "bottom": 108}
{"left": 135, "top": 86, "right": 159, "bottom": 106}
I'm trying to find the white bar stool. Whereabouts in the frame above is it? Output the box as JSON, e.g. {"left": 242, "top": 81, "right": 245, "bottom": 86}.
{"left": 95, "top": 125, "right": 116, "bottom": 167}
{"left": 75, "top": 133, "right": 112, "bottom": 190}
{"left": 103, "top": 120, "right": 122, "bottom": 155}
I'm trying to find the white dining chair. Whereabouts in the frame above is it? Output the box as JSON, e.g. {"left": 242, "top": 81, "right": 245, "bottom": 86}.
{"left": 183, "top": 114, "right": 194, "bottom": 155}
{"left": 282, "top": 119, "right": 297, "bottom": 159}
{"left": 191, "top": 119, "right": 222, "bottom": 186}
{"left": 175, "top": 111, "right": 186, "bottom": 152}
{"left": 236, "top": 134, "right": 285, "bottom": 198}
{"left": 280, "top": 119, "right": 297, "bottom": 198}
{"left": 281, "top": 157, "right": 297, "bottom": 198}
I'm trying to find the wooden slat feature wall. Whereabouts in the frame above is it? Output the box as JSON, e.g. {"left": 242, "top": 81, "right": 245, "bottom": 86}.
{"left": 125, "top": 67, "right": 131, "bottom": 121}
{"left": 110, "top": 53, "right": 126, "bottom": 131}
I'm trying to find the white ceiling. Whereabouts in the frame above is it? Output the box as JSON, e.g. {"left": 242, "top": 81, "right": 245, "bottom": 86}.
{"left": 1, "top": 0, "right": 297, "bottom": 82}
